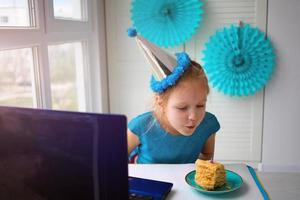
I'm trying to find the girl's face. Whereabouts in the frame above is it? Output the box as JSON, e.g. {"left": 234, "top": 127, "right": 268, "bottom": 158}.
{"left": 163, "top": 80, "right": 207, "bottom": 136}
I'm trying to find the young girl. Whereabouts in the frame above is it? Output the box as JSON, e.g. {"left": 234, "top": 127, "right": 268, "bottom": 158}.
{"left": 127, "top": 60, "right": 220, "bottom": 164}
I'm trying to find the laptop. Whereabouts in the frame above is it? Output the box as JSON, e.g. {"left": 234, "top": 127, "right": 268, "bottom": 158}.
{"left": 129, "top": 176, "right": 173, "bottom": 200}
{"left": 0, "top": 106, "right": 172, "bottom": 200}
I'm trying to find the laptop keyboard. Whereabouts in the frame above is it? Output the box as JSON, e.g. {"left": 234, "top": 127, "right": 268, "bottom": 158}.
{"left": 129, "top": 192, "right": 153, "bottom": 200}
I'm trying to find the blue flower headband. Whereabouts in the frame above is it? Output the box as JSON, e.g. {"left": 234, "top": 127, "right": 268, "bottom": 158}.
{"left": 150, "top": 52, "right": 191, "bottom": 93}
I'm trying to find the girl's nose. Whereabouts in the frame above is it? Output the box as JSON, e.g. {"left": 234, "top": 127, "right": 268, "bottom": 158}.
{"left": 188, "top": 110, "right": 196, "bottom": 121}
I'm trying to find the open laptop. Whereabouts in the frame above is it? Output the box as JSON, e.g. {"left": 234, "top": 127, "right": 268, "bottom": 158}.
{"left": 0, "top": 106, "right": 172, "bottom": 200}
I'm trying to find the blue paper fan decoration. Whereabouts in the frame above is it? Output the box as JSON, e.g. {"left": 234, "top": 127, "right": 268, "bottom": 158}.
{"left": 202, "top": 24, "right": 276, "bottom": 96}
{"left": 131, "top": 0, "right": 203, "bottom": 48}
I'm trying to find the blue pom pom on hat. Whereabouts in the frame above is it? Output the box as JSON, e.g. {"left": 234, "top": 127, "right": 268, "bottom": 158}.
{"left": 127, "top": 27, "right": 137, "bottom": 37}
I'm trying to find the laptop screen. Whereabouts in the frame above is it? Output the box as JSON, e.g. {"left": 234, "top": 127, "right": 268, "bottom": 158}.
{"left": 0, "top": 106, "right": 128, "bottom": 200}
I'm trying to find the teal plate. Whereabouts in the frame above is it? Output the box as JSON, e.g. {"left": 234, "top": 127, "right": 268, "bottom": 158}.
{"left": 185, "top": 170, "right": 243, "bottom": 195}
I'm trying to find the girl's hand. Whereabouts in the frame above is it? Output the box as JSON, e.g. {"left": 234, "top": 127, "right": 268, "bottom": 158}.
{"left": 127, "top": 129, "right": 140, "bottom": 155}
{"left": 199, "top": 133, "right": 215, "bottom": 160}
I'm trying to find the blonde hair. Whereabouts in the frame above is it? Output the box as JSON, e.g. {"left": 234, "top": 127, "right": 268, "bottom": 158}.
{"left": 153, "top": 61, "right": 209, "bottom": 132}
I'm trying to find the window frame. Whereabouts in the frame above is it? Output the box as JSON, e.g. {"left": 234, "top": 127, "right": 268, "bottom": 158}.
{"left": 0, "top": 0, "right": 105, "bottom": 112}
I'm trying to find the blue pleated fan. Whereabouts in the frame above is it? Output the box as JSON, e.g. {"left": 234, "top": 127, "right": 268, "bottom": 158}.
{"left": 131, "top": 0, "right": 203, "bottom": 48}
{"left": 202, "top": 24, "right": 276, "bottom": 96}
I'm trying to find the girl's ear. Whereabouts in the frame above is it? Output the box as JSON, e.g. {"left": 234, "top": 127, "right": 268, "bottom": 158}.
{"left": 156, "top": 95, "right": 165, "bottom": 114}
{"left": 155, "top": 95, "right": 163, "bottom": 107}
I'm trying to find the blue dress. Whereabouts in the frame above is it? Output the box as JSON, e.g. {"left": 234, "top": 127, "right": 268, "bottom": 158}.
{"left": 128, "top": 111, "right": 220, "bottom": 164}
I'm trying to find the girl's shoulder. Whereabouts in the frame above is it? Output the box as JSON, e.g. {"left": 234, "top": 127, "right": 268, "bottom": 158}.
{"left": 204, "top": 111, "right": 218, "bottom": 121}
{"left": 130, "top": 111, "right": 154, "bottom": 123}
{"left": 128, "top": 111, "right": 155, "bottom": 133}
{"left": 201, "top": 112, "right": 220, "bottom": 132}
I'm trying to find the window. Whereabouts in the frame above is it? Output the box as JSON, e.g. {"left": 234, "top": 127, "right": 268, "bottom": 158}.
{"left": 0, "top": 0, "right": 102, "bottom": 112}
{"left": 0, "top": 0, "right": 34, "bottom": 27}
{"left": 0, "top": 16, "right": 9, "bottom": 24}
{"left": 48, "top": 42, "right": 86, "bottom": 111}
{"left": 0, "top": 48, "right": 36, "bottom": 107}
{"left": 53, "top": 0, "right": 87, "bottom": 21}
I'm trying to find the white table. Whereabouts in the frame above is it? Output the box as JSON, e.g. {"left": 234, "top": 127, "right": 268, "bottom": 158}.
{"left": 129, "top": 163, "right": 265, "bottom": 200}
{"left": 257, "top": 171, "right": 300, "bottom": 200}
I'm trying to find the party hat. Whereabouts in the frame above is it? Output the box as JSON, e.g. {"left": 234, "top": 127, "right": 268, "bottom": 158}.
{"left": 127, "top": 28, "right": 191, "bottom": 93}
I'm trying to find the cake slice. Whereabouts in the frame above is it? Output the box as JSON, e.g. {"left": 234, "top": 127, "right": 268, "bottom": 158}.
{"left": 194, "top": 159, "right": 226, "bottom": 190}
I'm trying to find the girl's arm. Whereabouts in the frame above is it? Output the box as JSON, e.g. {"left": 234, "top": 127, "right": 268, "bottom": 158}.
{"left": 127, "top": 129, "right": 140, "bottom": 155}
{"left": 199, "top": 134, "right": 215, "bottom": 160}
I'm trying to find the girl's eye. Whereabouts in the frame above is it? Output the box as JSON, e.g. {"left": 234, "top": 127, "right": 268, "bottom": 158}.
{"left": 176, "top": 107, "right": 187, "bottom": 111}
{"left": 196, "top": 105, "right": 204, "bottom": 108}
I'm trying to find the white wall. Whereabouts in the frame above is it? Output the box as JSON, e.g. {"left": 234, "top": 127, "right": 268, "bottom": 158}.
{"left": 104, "top": 0, "right": 300, "bottom": 171}
{"left": 262, "top": 0, "right": 300, "bottom": 172}
{"left": 105, "top": 0, "right": 267, "bottom": 165}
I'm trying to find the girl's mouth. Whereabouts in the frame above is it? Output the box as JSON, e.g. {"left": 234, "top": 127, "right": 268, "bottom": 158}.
{"left": 186, "top": 125, "right": 195, "bottom": 129}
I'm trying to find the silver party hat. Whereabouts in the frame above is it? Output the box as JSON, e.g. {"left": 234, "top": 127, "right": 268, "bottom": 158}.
{"left": 129, "top": 29, "right": 177, "bottom": 81}
{"left": 128, "top": 28, "right": 191, "bottom": 93}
